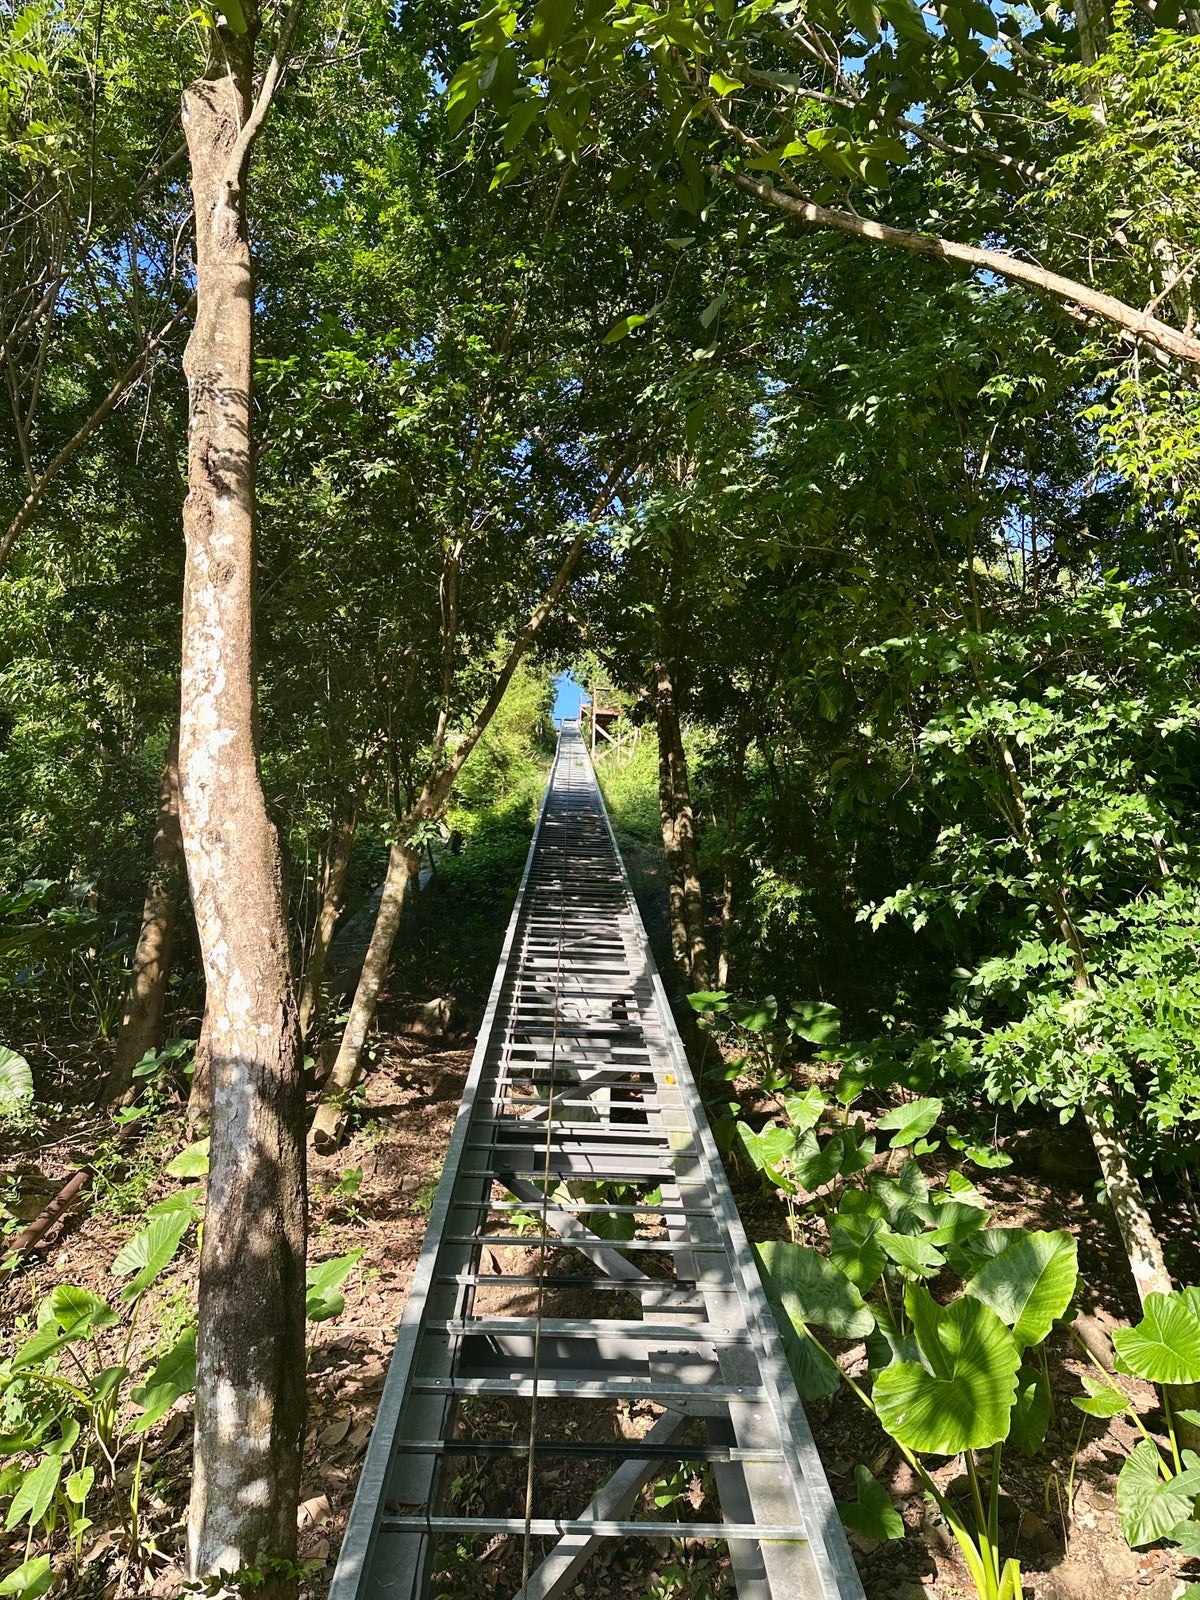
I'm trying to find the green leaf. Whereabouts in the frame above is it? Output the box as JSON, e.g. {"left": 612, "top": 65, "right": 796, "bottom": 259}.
{"left": 876, "top": 1097, "right": 942, "bottom": 1150}
{"left": 0, "top": 1555, "right": 53, "bottom": 1599}
{"left": 1071, "top": 1373, "right": 1128, "bottom": 1419}
{"left": 871, "top": 1160, "right": 929, "bottom": 1234}
{"left": 110, "top": 1209, "right": 190, "bottom": 1300}
{"left": 829, "top": 1214, "right": 888, "bottom": 1293}
{"left": 529, "top": 0, "right": 574, "bottom": 55}
{"left": 965, "top": 1230, "right": 1077, "bottom": 1349}
{"left": 446, "top": 59, "right": 483, "bottom": 134}
{"left": 65, "top": 1465, "right": 94, "bottom": 1505}
{"left": 1114, "top": 1289, "right": 1200, "bottom": 1386}
{"left": 731, "top": 995, "right": 777, "bottom": 1032}
{"left": 873, "top": 1288, "right": 1021, "bottom": 1455}
{"left": 1168, "top": 1519, "right": 1200, "bottom": 1558}
{"left": 602, "top": 313, "right": 648, "bottom": 344}
{"left": 710, "top": 69, "right": 745, "bottom": 96}
{"left": 792, "top": 1128, "right": 846, "bottom": 1192}
{"left": 838, "top": 1464, "right": 904, "bottom": 1540}
{"left": 880, "top": 1232, "right": 946, "bottom": 1278}
{"left": 165, "top": 1139, "right": 209, "bottom": 1178}
{"left": 37, "top": 1284, "right": 116, "bottom": 1337}
{"left": 755, "top": 1241, "right": 874, "bottom": 1338}
{"left": 844, "top": 0, "right": 882, "bottom": 42}
{"left": 306, "top": 1250, "right": 363, "bottom": 1322}
{"left": 788, "top": 1001, "right": 841, "bottom": 1047}
{"left": 130, "top": 1328, "right": 196, "bottom": 1433}
{"left": 1011, "top": 1364, "right": 1051, "bottom": 1456}
{"left": 0, "top": 1047, "right": 33, "bottom": 1111}
{"left": 5, "top": 1456, "right": 61, "bottom": 1531}
{"left": 783, "top": 1087, "right": 825, "bottom": 1132}
{"left": 1118, "top": 1439, "right": 1200, "bottom": 1548}
{"left": 923, "top": 1200, "right": 987, "bottom": 1248}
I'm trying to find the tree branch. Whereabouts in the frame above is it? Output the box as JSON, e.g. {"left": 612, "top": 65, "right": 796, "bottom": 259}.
{"left": 0, "top": 293, "right": 196, "bottom": 578}
{"left": 722, "top": 168, "right": 1200, "bottom": 367}
{"left": 225, "top": 0, "right": 307, "bottom": 187}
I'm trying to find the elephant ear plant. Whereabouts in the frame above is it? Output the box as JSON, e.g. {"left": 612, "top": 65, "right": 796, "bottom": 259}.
{"left": 1071, "top": 1285, "right": 1200, "bottom": 1562}
{"left": 757, "top": 1188, "right": 1078, "bottom": 1600}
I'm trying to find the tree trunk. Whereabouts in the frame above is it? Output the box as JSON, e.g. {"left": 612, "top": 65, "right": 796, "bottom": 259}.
{"left": 187, "top": 1003, "right": 214, "bottom": 1128}
{"left": 299, "top": 808, "right": 358, "bottom": 1042}
{"left": 179, "top": 25, "right": 307, "bottom": 1588}
{"left": 655, "top": 661, "right": 710, "bottom": 991}
{"left": 103, "top": 728, "right": 185, "bottom": 1106}
{"left": 309, "top": 841, "right": 420, "bottom": 1152}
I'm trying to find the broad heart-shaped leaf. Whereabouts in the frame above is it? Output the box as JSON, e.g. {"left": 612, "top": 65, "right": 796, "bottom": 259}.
{"left": 870, "top": 1160, "right": 929, "bottom": 1235}
{"left": 110, "top": 1208, "right": 190, "bottom": 1300}
{"left": 777, "top": 1316, "right": 844, "bottom": 1401}
{"left": 731, "top": 995, "right": 777, "bottom": 1032}
{"left": 0, "top": 1046, "right": 33, "bottom": 1110}
{"left": 922, "top": 1200, "right": 987, "bottom": 1248}
{"left": 165, "top": 1138, "right": 209, "bottom": 1178}
{"left": 0, "top": 1555, "right": 53, "bottom": 1599}
{"left": 306, "top": 1249, "right": 363, "bottom": 1322}
{"left": 1071, "top": 1373, "right": 1128, "bottom": 1418}
{"left": 754, "top": 1242, "right": 873, "bottom": 1339}
{"left": 838, "top": 1464, "right": 903, "bottom": 1540}
{"left": 873, "top": 1289, "right": 1020, "bottom": 1455}
{"left": 876, "top": 1097, "right": 942, "bottom": 1150}
{"left": 4, "top": 1455, "right": 61, "bottom": 1531}
{"left": 1114, "top": 1289, "right": 1200, "bottom": 1385}
{"left": 1010, "top": 1364, "right": 1051, "bottom": 1457}
{"left": 829, "top": 1213, "right": 888, "bottom": 1293}
{"left": 965, "top": 1230, "right": 1078, "bottom": 1350}
{"left": 130, "top": 1328, "right": 196, "bottom": 1433}
{"left": 792, "top": 1128, "right": 845, "bottom": 1192}
{"left": 783, "top": 1087, "right": 825, "bottom": 1133}
{"left": 36, "top": 1283, "right": 117, "bottom": 1337}
{"left": 879, "top": 1232, "right": 946, "bottom": 1279}
{"left": 786, "top": 1000, "right": 840, "bottom": 1047}
{"left": 1117, "top": 1439, "right": 1200, "bottom": 1547}
{"left": 946, "top": 1226, "right": 1031, "bottom": 1281}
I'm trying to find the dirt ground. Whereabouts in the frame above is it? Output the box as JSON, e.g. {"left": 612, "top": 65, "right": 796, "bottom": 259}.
{"left": 3, "top": 1007, "right": 1199, "bottom": 1600}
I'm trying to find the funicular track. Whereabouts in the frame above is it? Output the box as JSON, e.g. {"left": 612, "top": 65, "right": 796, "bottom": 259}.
{"left": 330, "top": 728, "right": 865, "bottom": 1600}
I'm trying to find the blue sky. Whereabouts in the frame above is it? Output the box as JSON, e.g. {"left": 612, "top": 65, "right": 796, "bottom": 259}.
{"left": 553, "top": 669, "right": 585, "bottom": 724}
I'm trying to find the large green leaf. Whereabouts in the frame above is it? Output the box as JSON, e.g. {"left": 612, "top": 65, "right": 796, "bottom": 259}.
{"left": 110, "top": 1209, "right": 190, "bottom": 1300}
{"left": 965, "top": 1230, "right": 1077, "bottom": 1349}
{"left": 4, "top": 1456, "right": 61, "bottom": 1532}
{"left": 1117, "top": 1439, "right": 1200, "bottom": 1548}
{"left": 0, "top": 1555, "right": 53, "bottom": 1599}
{"left": 873, "top": 1289, "right": 1020, "bottom": 1454}
{"left": 791, "top": 1128, "right": 845, "bottom": 1192}
{"left": 1114, "top": 1289, "right": 1200, "bottom": 1386}
{"left": 36, "top": 1283, "right": 116, "bottom": 1337}
{"left": 870, "top": 1160, "right": 929, "bottom": 1234}
{"left": 755, "top": 1241, "right": 873, "bottom": 1339}
{"left": 306, "top": 1249, "right": 363, "bottom": 1322}
{"left": 1071, "top": 1373, "right": 1128, "bottom": 1418}
{"left": 0, "top": 1047, "right": 33, "bottom": 1111}
{"left": 782, "top": 1087, "right": 825, "bottom": 1132}
{"left": 130, "top": 1328, "right": 196, "bottom": 1433}
{"left": 829, "top": 1213, "right": 888, "bottom": 1293}
{"left": 876, "top": 1097, "right": 942, "bottom": 1150}
{"left": 838, "top": 1464, "right": 903, "bottom": 1540}
{"left": 165, "top": 1138, "right": 209, "bottom": 1178}
{"left": 879, "top": 1232, "right": 946, "bottom": 1278}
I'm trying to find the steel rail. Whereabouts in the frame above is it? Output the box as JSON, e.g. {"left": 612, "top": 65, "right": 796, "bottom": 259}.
{"left": 328, "top": 726, "right": 866, "bottom": 1600}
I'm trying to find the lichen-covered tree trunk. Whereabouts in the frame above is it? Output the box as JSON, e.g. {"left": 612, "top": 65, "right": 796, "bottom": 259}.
{"left": 655, "top": 660, "right": 710, "bottom": 991}
{"left": 178, "top": 21, "right": 307, "bottom": 1587}
{"left": 309, "top": 840, "right": 420, "bottom": 1152}
{"left": 298, "top": 808, "right": 358, "bottom": 1042}
{"left": 102, "top": 728, "right": 184, "bottom": 1106}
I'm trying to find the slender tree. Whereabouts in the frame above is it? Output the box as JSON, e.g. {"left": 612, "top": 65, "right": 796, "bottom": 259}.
{"left": 176, "top": 3, "right": 308, "bottom": 1584}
